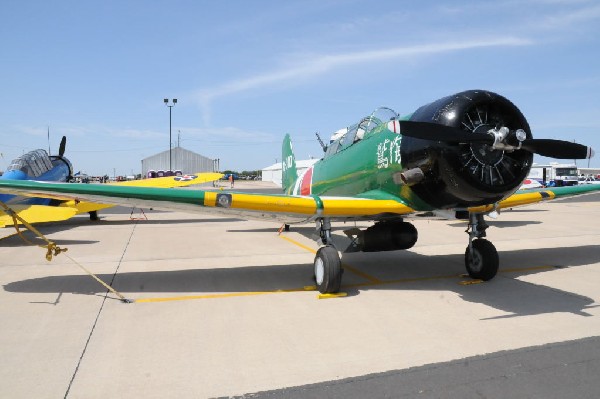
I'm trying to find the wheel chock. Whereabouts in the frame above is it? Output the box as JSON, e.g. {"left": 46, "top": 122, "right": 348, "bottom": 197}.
{"left": 318, "top": 292, "right": 348, "bottom": 299}
{"left": 304, "top": 285, "right": 317, "bottom": 291}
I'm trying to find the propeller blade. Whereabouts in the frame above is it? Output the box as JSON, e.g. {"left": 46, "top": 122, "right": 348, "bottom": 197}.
{"left": 521, "top": 139, "right": 593, "bottom": 160}
{"left": 58, "top": 136, "right": 66, "bottom": 157}
{"left": 397, "top": 121, "right": 492, "bottom": 144}
{"left": 396, "top": 121, "right": 595, "bottom": 160}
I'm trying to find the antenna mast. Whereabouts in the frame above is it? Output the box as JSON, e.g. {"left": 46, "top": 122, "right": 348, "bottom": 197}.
{"left": 315, "top": 132, "right": 327, "bottom": 152}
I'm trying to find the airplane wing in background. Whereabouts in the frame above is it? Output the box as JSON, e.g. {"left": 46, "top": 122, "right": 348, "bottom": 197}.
{"left": 110, "top": 172, "right": 223, "bottom": 188}
{"left": 0, "top": 173, "right": 223, "bottom": 226}
{"left": 0, "top": 205, "right": 78, "bottom": 228}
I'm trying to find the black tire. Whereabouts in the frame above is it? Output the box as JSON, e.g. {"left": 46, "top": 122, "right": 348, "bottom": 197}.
{"left": 464, "top": 238, "right": 499, "bottom": 281}
{"left": 314, "top": 246, "right": 342, "bottom": 294}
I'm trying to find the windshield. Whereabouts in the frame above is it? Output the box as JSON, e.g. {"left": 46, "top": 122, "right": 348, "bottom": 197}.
{"left": 362, "top": 107, "right": 399, "bottom": 134}
{"left": 324, "top": 107, "right": 400, "bottom": 158}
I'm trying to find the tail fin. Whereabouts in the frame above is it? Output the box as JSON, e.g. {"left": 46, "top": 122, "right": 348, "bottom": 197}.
{"left": 282, "top": 134, "right": 298, "bottom": 193}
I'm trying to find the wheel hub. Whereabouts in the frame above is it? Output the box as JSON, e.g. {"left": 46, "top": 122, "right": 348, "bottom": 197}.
{"left": 314, "top": 258, "right": 325, "bottom": 285}
{"left": 468, "top": 250, "right": 483, "bottom": 272}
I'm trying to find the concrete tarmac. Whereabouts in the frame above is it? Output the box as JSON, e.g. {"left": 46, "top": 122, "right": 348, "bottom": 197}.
{"left": 1, "top": 183, "right": 599, "bottom": 398}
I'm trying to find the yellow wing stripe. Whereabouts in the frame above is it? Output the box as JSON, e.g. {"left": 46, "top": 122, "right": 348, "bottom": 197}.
{"left": 499, "top": 190, "right": 555, "bottom": 208}
{"left": 203, "top": 191, "right": 217, "bottom": 207}
{"left": 320, "top": 198, "right": 413, "bottom": 216}
{"left": 203, "top": 192, "right": 317, "bottom": 214}
{"left": 233, "top": 194, "right": 317, "bottom": 214}
{"left": 202, "top": 192, "right": 413, "bottom": 218}
{"left": 468, "top": 190, "right": 556, "bottom": 213}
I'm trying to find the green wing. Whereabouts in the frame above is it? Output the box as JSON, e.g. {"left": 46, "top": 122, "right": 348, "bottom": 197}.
{"left": 1, "top": 180, "right": 599, "bottom": 225}
{"left": 468, "top": 184, "right": 600, "bottom": 213}
{"left": 0, "top": 180, "right": 414, "bottom": 223}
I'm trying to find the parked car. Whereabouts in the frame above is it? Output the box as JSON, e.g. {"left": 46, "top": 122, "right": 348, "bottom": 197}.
{"left": 578, "top": 176, "right": 600, "bottom": 185}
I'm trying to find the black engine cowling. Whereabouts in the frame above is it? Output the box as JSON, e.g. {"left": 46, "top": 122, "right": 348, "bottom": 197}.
{"left": 400, "top": 90, "right": 534, "bottom": 208}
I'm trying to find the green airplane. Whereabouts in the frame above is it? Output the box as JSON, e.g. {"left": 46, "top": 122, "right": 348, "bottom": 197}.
{"left": 1, "top": 90, "right": 598, "bottom": 294}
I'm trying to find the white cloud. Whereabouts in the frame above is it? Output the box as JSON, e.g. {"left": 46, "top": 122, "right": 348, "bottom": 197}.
{"left": 180, "top": 126, "right": 277, "bottom": 145}
{"left": 194, "top": 37, "right": 532, "bottom": 124}
{"left": 537, "top": 3, "right": 600, "bottom": 29}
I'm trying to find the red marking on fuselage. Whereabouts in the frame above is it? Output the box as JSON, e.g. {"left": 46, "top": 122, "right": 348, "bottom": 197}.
{"left": 388, "top": 120, "right": 401, "bottom": 134}
{"left": 300, "top": 167, "right": 313, "bottom": 195}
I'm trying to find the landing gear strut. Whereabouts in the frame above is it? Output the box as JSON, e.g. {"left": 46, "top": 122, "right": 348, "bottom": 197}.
{"left": 313, "top": 218, "right": 342, "bottom": 293}
{"left": 465, "top": 213, "right": 499, "bottom": 280}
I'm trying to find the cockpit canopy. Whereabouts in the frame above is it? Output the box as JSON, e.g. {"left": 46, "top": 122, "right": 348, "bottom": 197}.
{"left": 324, "top": 107, "right": 399, "bottom": 158}
{"left": 6, "top": 149, "right": 54, "bottom": 177}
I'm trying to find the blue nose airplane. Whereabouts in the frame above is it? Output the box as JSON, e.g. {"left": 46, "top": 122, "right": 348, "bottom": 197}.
{"left": 0, "top": 136, "right": 222, "bottom": 227}
{"left": 0, "top": 136, "right": 83, "bottom": 225}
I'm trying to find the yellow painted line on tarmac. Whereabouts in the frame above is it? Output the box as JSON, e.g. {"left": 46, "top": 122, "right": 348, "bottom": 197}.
{"left": 459, "top": 279, "right": 483, "bottom": 285}
{"left": 501, "top": 265, "right": 554, "bottom": 273}
{"left": 134, "top": 228, "right": 558, "bottom": 305}
{"left": 343, "top": 264, "right": 555, "bottom": 290}
{"left": 318, "top": 292, "right": 348, "bottom": 299}
{"left": 344, "top": 273, "right": 461, "bottom": 289}
{"left": 279, "top": 234, "right": 381, "bottom": 283}
{"left": 342, "top": 264, "right": 381, "bottom": 283}
{"left": 279, "top": 234, "right": 316, "bottom": 254}
{"left": 135, "top": 285, "right": 316, "bottom": 303}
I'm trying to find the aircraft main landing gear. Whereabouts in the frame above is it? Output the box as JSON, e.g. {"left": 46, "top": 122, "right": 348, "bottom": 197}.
{"left": 314, "top": 218, "right": 342, "bottom": 293}
{"left": 465, "top": 213, "right": 499, "bottom": 280}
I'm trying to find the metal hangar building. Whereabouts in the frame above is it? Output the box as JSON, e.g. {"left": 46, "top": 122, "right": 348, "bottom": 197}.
{"left": 141, "top": 147, "right": 217, "bottom": 177}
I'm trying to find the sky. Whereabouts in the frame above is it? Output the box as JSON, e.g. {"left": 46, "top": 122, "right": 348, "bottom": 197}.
{"left": 1, "top": 0, "right": 599, "bottom": 177}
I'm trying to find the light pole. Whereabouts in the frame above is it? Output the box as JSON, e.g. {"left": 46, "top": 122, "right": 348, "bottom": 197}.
{"left": 163, "top": 98, "right": 177, "bottom": 171}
